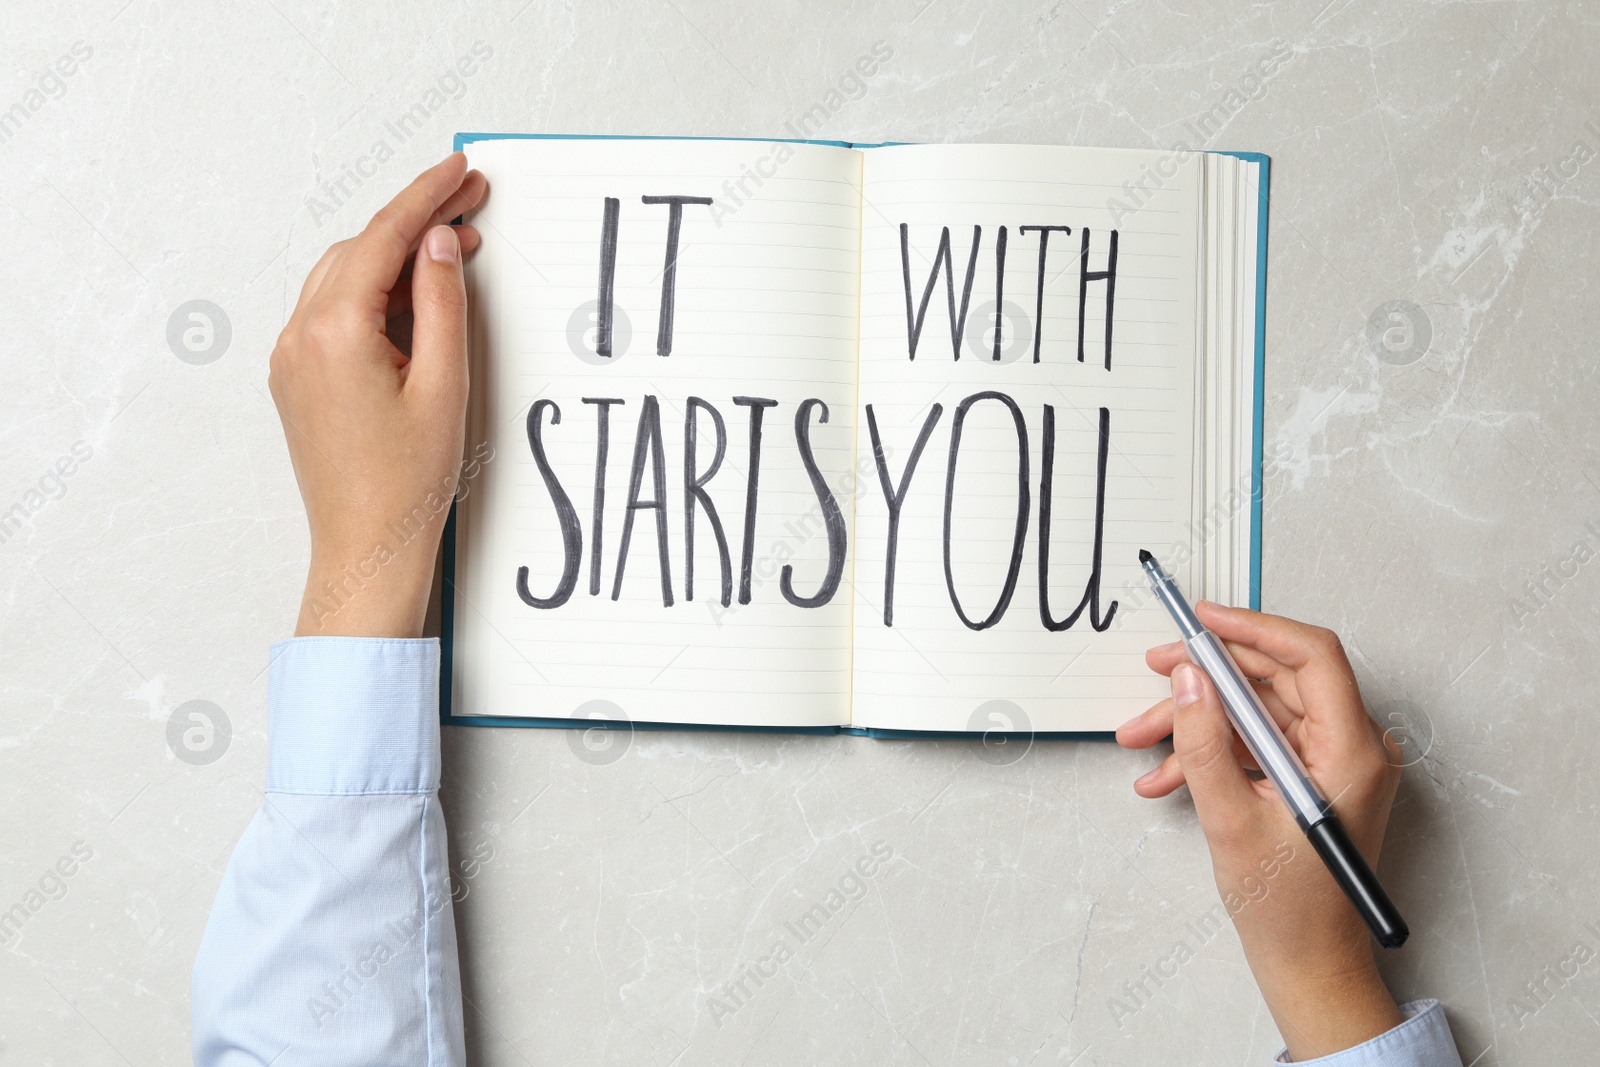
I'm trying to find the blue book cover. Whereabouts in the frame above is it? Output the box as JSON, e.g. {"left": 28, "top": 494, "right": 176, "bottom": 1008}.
{"left": 438, "top": 134, "right": 1268, "bottom": 740}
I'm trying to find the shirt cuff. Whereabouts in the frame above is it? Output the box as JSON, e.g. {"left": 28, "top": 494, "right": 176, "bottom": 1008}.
{"left": 265, "top": 636, "right": 441, "bottom": 796}
{"left": 1276, "top": 1000, "right": 1460, "bottom": 1065}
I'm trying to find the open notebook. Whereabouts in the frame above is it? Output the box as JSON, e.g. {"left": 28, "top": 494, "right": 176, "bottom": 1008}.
{"left": 441, "top": 134, "right": 1267, "bottom": 737}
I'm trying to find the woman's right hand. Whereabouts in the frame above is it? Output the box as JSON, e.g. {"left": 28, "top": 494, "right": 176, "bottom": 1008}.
{"left": 1116, "top": 602, "right": 1406, "bottom": 1061}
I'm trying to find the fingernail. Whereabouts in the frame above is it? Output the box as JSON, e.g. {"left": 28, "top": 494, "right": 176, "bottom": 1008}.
{"left": 1116, "top": 712, "right": 1143, "bottom": 733}
{"left": 1134, "top": 768, "right": 1159, "bottom": 788}
{"left": 1172, "top": 663, "right": 1203, "bottom": 707}
{"left": 1150, "top": 640, "right": 1182, "bottom": 655}
{"left": 426, "top": 225, "right": 460, "bottom": 264}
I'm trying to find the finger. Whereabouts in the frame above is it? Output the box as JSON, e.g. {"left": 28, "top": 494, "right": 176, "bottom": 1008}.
{"left": 1252, "top": 680, "right": 1299, "bottom": 732}
{"left": 1197, "top": 602, "right": 1381, "bottom": 765}
{"left": 334, "top": 153, "right": 472, "bottom": 302}
{"left": 1121, "top": 675, "right": 1297, "bottom": 751}
{"left": 1130, "top": 729, "right": 1266, "bottom": 799}
{"left": 405, "top": 225, "right": 469, "bottom": 408}
{"left": 1197, "top": 601, "right": 1357, "bottom": 686}
{"left": 1149, "top": 623, "right": 1303, "bottom": 686}
{"left": 1170, "top": 663, "right": 1264, "bottom": 831}
{"left": 386, "top": 288, "right": 413, "bottom": 321}
{"left": 1147, "top": 636, "right": 1288, "bottom": 687}
{"left": 1134, "top": 751, "right": 1184, "bottom": 798}
{"left": 1146, "top": 639, "right": 1306, "bottom": 727}
{"left": 1144, "top": 640, "right": 1186, "bottom": 674}
{"left": 1117, "top": 697, "right": 1174, "bottom": 750}
{"left": 409, "top": 172, "right": 487, "bottom": 253}
{"left": 388, "top": 225, "right": 481, "bottom": 321}
{"left": 1134, "top": 720, "right": 1280, "bottom": 795}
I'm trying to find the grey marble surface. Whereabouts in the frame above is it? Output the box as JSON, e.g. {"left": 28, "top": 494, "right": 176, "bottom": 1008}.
{"left": 3, "top": 1, "right": 1597, "bottom": 1063}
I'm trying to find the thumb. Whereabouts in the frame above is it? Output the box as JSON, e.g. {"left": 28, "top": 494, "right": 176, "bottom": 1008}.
{"left": 407, "top": 224, "right": 469, "bottom": 406}
{"left": 1171, "top": 663, "right": 1263, "bottom": 841}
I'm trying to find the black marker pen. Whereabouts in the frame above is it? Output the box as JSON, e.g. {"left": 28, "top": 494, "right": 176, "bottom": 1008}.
{"left": 1139, "top": 550, "right": 1409, "bottom": 949}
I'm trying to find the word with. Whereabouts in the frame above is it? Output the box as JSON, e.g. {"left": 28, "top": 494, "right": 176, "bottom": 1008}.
{"left": 901, "top": 223, "right": 1118, "bottom": 367}
{"left": 305, "top": 42, "right": 494, "bottom": 227}
{"left": 0, "top": 440, "right": 93, "bottom": 547}
{"left": 0, "top": 40, "right": 93, "bottom": 147}
{"left": 707, "top": 841, "right": 895, "bottom": 1027}
{"left": 1506, "top": 921, "right": 1600, "bottom": 1029}
{"left": 306, "top": 442, "right": 493, "bottom": 627}
{"left": 783, "top": 40, "right": 895, "bottom": 141}
{"left": 1513, "top": 119, "right": 1600, "bottom": 217}
{"left": 1, "top": 840, "right": 95, "bottom": 947}
{"left": 1177, "top": 39, "right": 1295, "bottom": 148}
{"left": 307, "top": 882, "right": 453, "bottom": 1028}
{"left": 519, "top": 393, "right": 1120, "bottom": 635}
{"left": 706, "top": 450, "right": 884, "bottom": 627}
{"left": 1108, "top": 840, "right": 1293, "bottom": 1028}
{"left": 1509, "top": 519, "right": 1600, "bottom": 628}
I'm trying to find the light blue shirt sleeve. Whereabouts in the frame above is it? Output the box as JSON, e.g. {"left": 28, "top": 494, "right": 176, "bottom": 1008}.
{"left": 1275, "top": 999, "right": 1463, "bottom": 1065}
{"left": 193, "top": 638, "right": 1462, "bottom": 1067}
{"left": 191, "top": 637, "right": 465, "bottom": 1066}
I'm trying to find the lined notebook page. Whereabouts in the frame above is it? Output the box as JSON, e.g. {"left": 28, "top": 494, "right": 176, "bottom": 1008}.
{"left": 850, "top": 144, "right": 1203, "bottom": 732}
{"left": 454, "top": 138, "right": 861, "bottom": 727}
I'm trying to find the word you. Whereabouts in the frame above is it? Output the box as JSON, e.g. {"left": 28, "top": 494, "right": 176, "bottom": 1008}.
{"left": 1108, "top": 841, "right": 1293, "bottom": 1028}
{"left": 0, "top": 440, "right": 93, "bottom": 547}
{"left": 707, "top": 841, "right": 895, "bottom": 1027}
{"left": 305, "top": 42, "right": 494, "bottom": 227}
{"left": 1, "top": 840, "right": 95, "bottom": 947}
{"left": 0, "top": 40, "right": 93, "bottom": 147}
